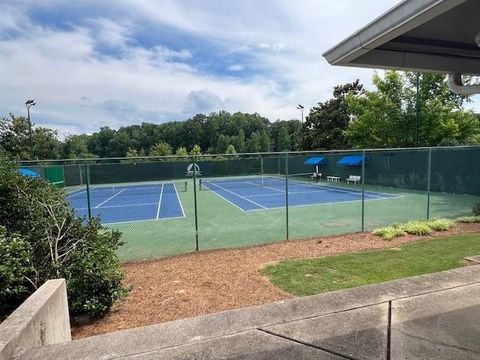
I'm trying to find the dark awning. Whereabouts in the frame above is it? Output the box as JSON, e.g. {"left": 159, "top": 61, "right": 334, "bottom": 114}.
{"left": 337, "top": 155, "right": 367, "bottom": 166}
{"left": 304, "top": 156, "right": 327, "bottom": 166}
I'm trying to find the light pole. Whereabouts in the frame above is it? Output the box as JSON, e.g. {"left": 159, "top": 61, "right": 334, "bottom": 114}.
{"left": 25, "top": 99, "right": 36, "bottom": 158}
{"left": 297, "top": 104, "right": 305, "bottom": 150}
{"left": 297, "top": 104, "right": 304, "bottom": 123}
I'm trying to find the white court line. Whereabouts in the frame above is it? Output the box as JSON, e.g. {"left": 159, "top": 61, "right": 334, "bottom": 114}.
{"left": 245, "top": 180, "right": 285, "bottom": 194}
{"left": 266, "top": 177, "right": 397, "bottom": 198}
{"left": 240, "top": 193, "right": 406, "bottom": 212}
{"left": 156, "top": 184, "right": 164, "bottom": 220}
{"left": 75, "top": 202, "right": 157, "bottom": 211}
{"left": 204, "top": 181, "right": 268, "bottom": 209}
{"left": 94, "top": 189, "right": 126, "bottom": 209}
{"left": 247, "top": 189, "right": 330, "bottom": 198}
{"left": 103, "top": 216, "right": 186, "bottom": 225}
{"left": 67, "top": 189, "right": 86, "bottom": 199}
{"left": 201, "top": 182, "right": 247, "bottom": 212}
{"left": 173, "top": 183, "right": 186, "bottom": 218}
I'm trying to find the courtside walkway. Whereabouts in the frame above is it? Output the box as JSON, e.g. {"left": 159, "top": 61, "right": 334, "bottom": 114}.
{"left": 20, "top": 266, "right": 480, "bottom": 359}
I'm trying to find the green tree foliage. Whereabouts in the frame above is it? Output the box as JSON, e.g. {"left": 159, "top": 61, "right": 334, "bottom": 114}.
{"left": 126, "top": 147, "right": 145, "bottom": 157}
{"left": 216, "top": 134, "right": 230, "bottom": 154}
{"left": 247, "top": 132, "right": 262, "bottom": 152}
{"left": 149, "top": 141, "right": 172, "bottom": 156}
{"left": 303, "top": 80, "right": 363, "bottom": 150}
{"left": 345, "top": 72, "right": 480, "bottom": 148}
{"left": 273, "top": 122, "right": 291, "bottom": 151}
{"left": 231, "top": 129, "right": 245, "bottom": 153}
{"left": 32, "top": 128, "right": 62, "bottom": 160}
{"left": 0, "top": 114, "right": 61, "bottom": 160}
{"left": 0, "top": 114, "right": 31, "bottom": 159}
{"left": 226, "top": 144, "right": 237, "bottom": 154}
{"left": 260, "top": 130, "right": 270, "bottom": 152}
{"left": 190, "top": 144, "right": 202, "bottom": 155}
{"left": 0, "top": 155, "right": 125, "bottom": 318}
{"left": 175, "top": 146, "right": 188, "bottom": 156}
{"left": 63, "top": 135, "right": 97, "bottom": 159}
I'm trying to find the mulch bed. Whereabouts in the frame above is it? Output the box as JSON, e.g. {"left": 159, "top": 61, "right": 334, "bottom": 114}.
{"left": 72, "top": 223, "right": 480, "bottom": 339}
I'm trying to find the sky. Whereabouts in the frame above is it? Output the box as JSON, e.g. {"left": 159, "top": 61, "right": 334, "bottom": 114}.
{"left": 1, "top": 0, "right": 478, "bottom": 136}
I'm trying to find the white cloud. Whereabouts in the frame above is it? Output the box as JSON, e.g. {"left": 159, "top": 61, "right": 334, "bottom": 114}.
{"left": 227, "top": 64, "right": 244, "bottom": 72}
{"left": 0, "top": 0, "right": 478, "bottom": 136}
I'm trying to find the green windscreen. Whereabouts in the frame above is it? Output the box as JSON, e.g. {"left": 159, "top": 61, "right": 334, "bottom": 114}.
{"left": 45, "top": 166, "right": 64, "bottom": 187}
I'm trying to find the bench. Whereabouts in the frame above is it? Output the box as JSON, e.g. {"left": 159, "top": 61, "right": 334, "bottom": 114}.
{"left": 346, "top": 175, "right": 361, "bottom": 184}
{"left": 326, "top": 176, "right": 340, "bottom": 182}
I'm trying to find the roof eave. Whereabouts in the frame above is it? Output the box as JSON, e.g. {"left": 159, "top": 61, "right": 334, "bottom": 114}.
{"left": 322, "top": 0, "right": 467, "bottom": 67}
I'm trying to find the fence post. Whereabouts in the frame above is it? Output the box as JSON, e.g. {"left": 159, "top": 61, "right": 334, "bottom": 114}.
{"left": 361, "top": 150, "right": 366, "bottom": 231}
{"left": 84, "top": 160, "right": 92, "bottom": 220}
{"left": 285, "top": 153, "right": 289, "bottom": 240}
{"left": 427, "top": 148, "right": 432, "bottom": 220}
{"left": 193, "top": 156, "right": 199, "bottom": 251}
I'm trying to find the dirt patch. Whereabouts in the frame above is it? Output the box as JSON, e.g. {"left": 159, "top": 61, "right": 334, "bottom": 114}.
{"left": 72, "top": 223, "right": 480, "bottom": 339}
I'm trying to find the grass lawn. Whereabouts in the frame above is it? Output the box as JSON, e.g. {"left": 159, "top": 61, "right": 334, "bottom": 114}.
{"left": 263, "top": 233, "right": 480, "bottom": 296}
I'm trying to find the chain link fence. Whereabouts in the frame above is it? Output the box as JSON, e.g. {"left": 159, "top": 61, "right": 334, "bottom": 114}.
{"left": 18, "top": 146, "right": 480, "bottom": 262}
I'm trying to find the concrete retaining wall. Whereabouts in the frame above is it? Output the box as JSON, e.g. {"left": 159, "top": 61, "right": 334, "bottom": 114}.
{"left": 0, "top": 279, "right": 71, "bottom": 360}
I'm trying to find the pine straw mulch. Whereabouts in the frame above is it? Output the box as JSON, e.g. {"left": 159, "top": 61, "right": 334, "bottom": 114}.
{"left": 72, "top": 223, "right": 480, "bottom": 339}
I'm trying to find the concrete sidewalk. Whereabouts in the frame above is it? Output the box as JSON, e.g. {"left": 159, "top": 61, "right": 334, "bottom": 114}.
{"left": 19, "top": 266, "right": 480, "bottom": 359}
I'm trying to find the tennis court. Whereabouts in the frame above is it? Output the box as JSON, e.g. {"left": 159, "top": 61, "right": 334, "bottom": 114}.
{"left": 67, "top": 182, "right": 186, "bottom": 224}
{"left": 201, "top": 176, "right": 397, "bottom": 211}
{"left": 21, "top": 147, "right": 480, "bottom": 261}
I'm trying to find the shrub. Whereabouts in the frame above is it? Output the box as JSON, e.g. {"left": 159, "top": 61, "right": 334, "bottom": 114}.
{"left": 400, "top": 221, "right": 431, "bottom": 236}
{"left": 0, "top": 227, "right": 35, "bottom": 319}
{"left": 427, "top": 218, "right": 455, "bottom": 231}
{"left": 456, "top": 216, "right": 480, "bottom": 223}
{"left": 0, "top": 154, "right": 126, "bottom": 319}
{"left": 372, "top": 226, "right": 405, "bottom": 240}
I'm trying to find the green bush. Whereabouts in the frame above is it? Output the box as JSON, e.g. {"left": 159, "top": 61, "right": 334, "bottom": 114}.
{"left": 0, "top": 154, "right": 126, "bottom": 319}
{"left": 401, "top": 221, "right": 432, "bottom": 236}
{"left": 427, "top": 218, "right": 456, "bottom": 231}
{"left": 456, "top": 216, "right": 480, "bottom": 223}
{"left": 372, "top": 226, "right": 405, "bottom": 240}
{"left": 0, "top": 227, "right": 35, "bottom": 319}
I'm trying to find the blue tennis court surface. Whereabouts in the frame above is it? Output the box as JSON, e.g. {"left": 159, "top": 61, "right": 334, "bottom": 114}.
{"left": 202, "top": 176, "right": 398, "bottom": 211}
{"left": 67, "top": 183, "right": 185, "bottom": 224}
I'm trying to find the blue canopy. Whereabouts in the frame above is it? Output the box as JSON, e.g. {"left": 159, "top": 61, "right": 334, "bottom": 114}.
{"left": 337, "top": 155, "right": 367, "bottom": 166}
{"left": 18, "top": 168, "right": 39, "bottom": 177}
{"left": 304, "top": 156, "right": 327, "bottom": 166}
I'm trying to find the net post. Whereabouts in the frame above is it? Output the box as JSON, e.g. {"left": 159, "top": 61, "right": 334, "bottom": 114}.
{"left": 361, "top": 150, "right": 366, "bottom": 232}
{"left": 426, "top": 148, "right": 432, "bottom": 220}
{"left": 285, "top": 153, "right": 289, "bottom": 240}
{"left": 84, "top": 160, "right": 92, "bottom": 220}
{"left": 260, "top": 155, "right": 264, "bottom": 187}
{"left": 79, "top": 163, "right": 83, "bottom": 185}
{"left": 193, "top": 156, "right": 199, "bottom": 251}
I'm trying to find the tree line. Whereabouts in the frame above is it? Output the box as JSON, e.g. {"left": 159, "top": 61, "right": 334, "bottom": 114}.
{"left": 1, "top": 71, "right": 479, "bottom": 160}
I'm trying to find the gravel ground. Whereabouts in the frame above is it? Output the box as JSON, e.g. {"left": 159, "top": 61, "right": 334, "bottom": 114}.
{"left": 72, "top": 223, "right": 480, "bottom": 339}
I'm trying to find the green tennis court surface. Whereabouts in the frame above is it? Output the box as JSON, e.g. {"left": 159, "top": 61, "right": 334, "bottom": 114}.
{"left": 111, "top": 179, "right": 478, "bottom": 262}
{"left": 20, "top": 147, "right": 480, "bottom": 262}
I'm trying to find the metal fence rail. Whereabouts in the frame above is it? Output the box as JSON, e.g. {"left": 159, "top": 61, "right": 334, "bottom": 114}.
{"left": 18, "top": 146, "right": 480, "bottom": 262}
